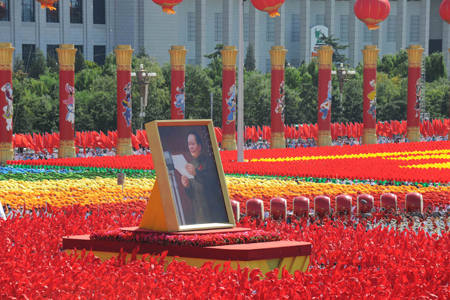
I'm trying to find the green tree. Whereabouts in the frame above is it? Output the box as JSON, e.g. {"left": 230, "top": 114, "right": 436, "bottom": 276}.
{"left": 320, "top": 34, "right": 349, "bottom": 64}
{"left": 29, "top": 48, "right": 48, "bottom": 79}
{"left": 244, "top": 43, "right": 256, "bottom": 71}
{"left": 136, "top": 47, "right": 149, "bottom": 59}
{"left": 75, "top": 51, "right": 87, "bottom": 73}
{"left": 204, "top": 44, "right": 223, "bottom": 87}
{"left": 13, "top": 55, "right": 25, "bottom": 73}
{"left": 47, "top": 55, "right": 59, "bottom": 74}
{"left": 425, "top": 52, "right": 446, "bottom": 83}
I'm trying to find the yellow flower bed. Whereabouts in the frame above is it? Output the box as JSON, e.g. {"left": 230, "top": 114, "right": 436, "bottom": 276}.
{"left": 2, "top": 176, "right": 448, "bottom": 209}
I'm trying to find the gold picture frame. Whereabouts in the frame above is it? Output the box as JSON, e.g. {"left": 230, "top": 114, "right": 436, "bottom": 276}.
{"left": 139, "top": 120, "right": 236, "bottom": 232}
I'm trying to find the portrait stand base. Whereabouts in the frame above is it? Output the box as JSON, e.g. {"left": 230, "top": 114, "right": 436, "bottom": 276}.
{"left": 62, "top": 181, "right": 312, "bottom": 276}
{"left": 62, "top": 232, "right": 312, "bottom": 277}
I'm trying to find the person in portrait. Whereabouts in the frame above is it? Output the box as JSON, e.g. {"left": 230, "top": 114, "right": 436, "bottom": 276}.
{"left": 180, "top": 132, "right": 228, "bottom": 224}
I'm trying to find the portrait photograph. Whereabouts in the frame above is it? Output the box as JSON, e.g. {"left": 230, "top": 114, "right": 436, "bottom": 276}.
{"left": 155, "top": 123, "right": 230, "bottom": 226}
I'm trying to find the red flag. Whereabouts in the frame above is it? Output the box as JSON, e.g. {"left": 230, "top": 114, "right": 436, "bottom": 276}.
{"left": 310, "top": 123, "right": 318, "bottom": 140}
{"left": 100, "top": 131, "right": 112, "bottom": 150}
{"left": 420, "top": 122, "right": 425, "bottom": 137}
{"left": 385, "top": 121, "right": 393, "bottom": 138}
{"left": 258, "top": 125, "right": 262, "bottom": 137}
{"left": 214, "top": 127, "right": 222, "bottom": 144}
{"left": 427, "top": 120, "right": 434, "bottom": 137}
{"left": 330, "top": 123, "right": 335, "bottom": 140}
{"left": 297, "top": 124, "right": 302, "bottom": 139}
{"left": 303, "top": 124, "right": 310, "bottom": 139}
{"left": 138, "top": 130, "right": 150, "bottom": 148}
{"left": 335, "top": 123, "right": 341, "bottom": 137}
{"left": 85, "top": 131, "right": 93, "bottom": 149}
{"left": 51, "top": 133, "right": 59, "bottom": 149}
{"left": 341, "top": 122, "right": 347, "bottom": 137}
{"left": 131, "top": 133, "right": 140, "bottom": 149}
{"left": 443, "top": 119, "right": 450, "bottom": 136}
{"left": 253, "top": 126, "right": 259, "bottom": 142}
{"left": 391, "top": 121, "right": 398, "bottom": 135}
{"left": 378, "top": 121, "right": 384, "bottom": 137}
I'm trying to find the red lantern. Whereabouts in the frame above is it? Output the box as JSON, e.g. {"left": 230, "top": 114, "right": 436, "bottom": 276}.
{"left": 152, "top": 0, "right": 183, "bottom": 14}
{"left": 251, "top": 0, "right": 286, "bottom": 18}
{"left": 36, "top": 0, "right": 59, "bottom": 10}
{"left": 354, "top": 0, "right": 390, "bottom": 30}
{"left": 440, "top": 0, "right": 450, "bottom": 24}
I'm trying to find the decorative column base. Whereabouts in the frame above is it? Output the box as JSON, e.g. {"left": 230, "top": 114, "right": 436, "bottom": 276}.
{"left": 0, "top": 144, "right": 13, "bottom": 165}
{"left": 317, "top": 130, "right": 332, "bottom": 147}
{"left": 58, "top": 140, "right": 76, "bottom": 158}
{"left": 362, "top": 129, "right": 377, "bottom": 145}
{"left": 222, "top": 134, "right": 237, "bottom": 151}
{"left": 406, "top": 126, "right": 421, "bottom": 142}
{"left": 116, "top": 139, "right": 133, "bottom": 156}
{"left": 270, "top": 133, "right": 285, "bottom": 149}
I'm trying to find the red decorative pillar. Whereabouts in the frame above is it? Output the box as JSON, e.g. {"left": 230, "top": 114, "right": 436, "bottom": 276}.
{"left": 362, "top": 45, "right": 379, "bottom": 145}
{"left": 56, "top": 44, "right": 77, "bottom": 158}
{"left": 169, "top": 46, "right": 188, "bottom": 119}
{"left": 317, "top": 45, "right": 334, "bottom": 147}
{"left": 114, "top": 45, "right": 134, "bottom": 156}
{"left": 269, "top": 46, "right": 287, "bottom": 149}
{"left": 406, "top": 45, "right": 424, "bottom": 142}
{"left": 0, "top": 43, "right": 14, "bottom": 165}
{"left": 220, "top": 46, "right": 238, "bottom": 150}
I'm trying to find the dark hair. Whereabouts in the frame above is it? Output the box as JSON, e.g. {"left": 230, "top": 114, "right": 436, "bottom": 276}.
{"left": 187, "top": 132, "right": 203, "bottom": 148}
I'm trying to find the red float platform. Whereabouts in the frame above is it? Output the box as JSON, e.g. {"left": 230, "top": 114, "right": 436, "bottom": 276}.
{"left": 62, "top": 228, "right": 312, "bottom": 276}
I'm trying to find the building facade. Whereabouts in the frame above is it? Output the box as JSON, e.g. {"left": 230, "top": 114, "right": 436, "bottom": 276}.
{"left": 0, "top": 0, "right": 448, "bottom": 74}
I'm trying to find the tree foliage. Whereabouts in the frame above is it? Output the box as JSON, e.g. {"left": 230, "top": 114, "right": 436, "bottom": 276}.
{"left": 10, "top": 45, "right": 450, "bottom": 135}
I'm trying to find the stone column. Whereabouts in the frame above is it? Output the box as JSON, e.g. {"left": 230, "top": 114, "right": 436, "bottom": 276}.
{"left": 406, "top": 45, "right": 424, "bottom": 142}
{"left": 169, "top": 46, "right": 188, "bottom": 120}
{"left": 420, "top": 0, "right": 430, "bottom": 55}
{"left": 348, "top": 0, "right": 359, "bottom": 67}
{"left": 269, "top": 46, "right": 287, "bottom": 149}
{"left": 396, "top": 0, "right": 407, "bottom": 51}
{"left": 0, "top": 43, "right": 14, "bottom": 165}
{"left": 195, "top": 0, "right": 206, "bottom": 67}
{"left": 115, "top": 45, "right": 134, "bottom": 156}
{"left": 56, "top": 44, "right": 77, "bottom": 158}
{"left": 249, "top": 4, "right": 260, "bottom": 70}
{"left": 299, "top": 0, "right": 311, "bottom": 64}
{"left": 372, "top": 28, "right": 383, "bottom": 55}
{"left": 317, "top": 46, "right": 334, "bottom": 147}
{"left": 443, "top": 23, "right": 450, "bottom": 77}
{"left": 221, "top": 46, "right": 238, "bottom": 150}
{"left": 223, "top": 0, "right": 233, "bottom": 46}
{"left": 362, "top": 45, "right": 379, "bottom": 145}
{"left": 275, "top": 4, "right": 285, "bottom": 46}
{"left": 325, "top": 0, "right": 335, "bottom": 37}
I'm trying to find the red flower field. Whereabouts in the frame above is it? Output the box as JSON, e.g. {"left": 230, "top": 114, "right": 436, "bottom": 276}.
{"left": 2, "top": 204, "right": 450, "bottom": 299}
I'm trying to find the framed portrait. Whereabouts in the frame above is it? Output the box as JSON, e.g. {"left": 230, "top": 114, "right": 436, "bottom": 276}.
{"left": 144, "top": 120, "right": 236, "bottom": 232}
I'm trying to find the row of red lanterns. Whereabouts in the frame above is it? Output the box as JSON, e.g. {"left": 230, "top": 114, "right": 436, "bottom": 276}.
{"left": 33, "top": 0, "right": 450, "bottom": 32}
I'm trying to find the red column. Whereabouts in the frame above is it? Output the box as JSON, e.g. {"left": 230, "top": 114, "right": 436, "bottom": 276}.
{"left": 269, "top": 46, "right": 287, "bottom": 149}
{"left": 406, "top": 45, "right": 424, "bottom": 142}
{"left": 115, "top": 45, "right": 134, "bottom": 156}
{"left": 362, "top": 45, "right": 379, "bottom": 145}
{"left": 317, "top": 46, "right": 334, "bottom": 147}
{"left": 169, "top": 46, "right": 188, "bottom": 119}
{"left": 220, "top": 46, "right": 238, "bottom": 150}
{"left": 0, "top": 43, "right": 14, "bottom": 165}
{"left": 56, "top": 44, "right": 77, "bottom": 158}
